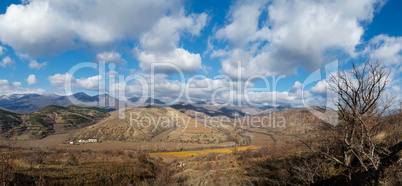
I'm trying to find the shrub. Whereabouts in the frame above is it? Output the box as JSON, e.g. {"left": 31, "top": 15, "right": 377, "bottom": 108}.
{"left": 0, "top": 142, "right": 16, "bottom": 185}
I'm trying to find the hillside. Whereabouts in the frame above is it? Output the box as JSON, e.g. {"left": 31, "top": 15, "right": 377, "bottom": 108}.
{"left": 238, "top": 107, "right": 338, "bottom": 136}
{"left": 172, "top": 102, "right": 293, "bottom": 118}
{"left": 72, "top": 107, "right": 241, "bottom": 144}
{"left": 0, "top": 108, "right": 22, "bottom": 134}
{"left": 1, "top": 105, "right": 109, "bottom": 139}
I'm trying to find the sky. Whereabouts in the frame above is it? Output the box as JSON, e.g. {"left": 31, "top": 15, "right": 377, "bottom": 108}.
{"left": 0, "top": 0, "right": 401, "bottom": 107}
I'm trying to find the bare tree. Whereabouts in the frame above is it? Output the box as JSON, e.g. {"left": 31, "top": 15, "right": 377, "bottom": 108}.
{"left": 310, "top": 61, "right": 397, "bottom": 184}
{"left": 301, "top": 61, "right": 394, "bottom": 183}
{"left": 328, "top": 61, "right": 391, "bottom": 168}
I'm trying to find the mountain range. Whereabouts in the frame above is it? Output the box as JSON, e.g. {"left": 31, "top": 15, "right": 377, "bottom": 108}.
{"left": 0, "top": 94, "right": 335, "bottom": 145}
{"left": 0, "top": 93, "right": 295, "bottom": 116}
{"left": 0, "top": 92, "right": 166, "bottom": 114}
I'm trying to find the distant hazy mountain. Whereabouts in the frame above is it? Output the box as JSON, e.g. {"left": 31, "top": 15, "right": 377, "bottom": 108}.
{"left": 0, "top": 92, "right": 168, "bottom": 114}
{"left": 0, "top": 93, "right": 70, "bottom": 113}
{"left": 0, "top": 92, "right": 294, "bottom": 117}
{"left": 127, "top": 97, "right": 166, "bottom": 106}
{"left": 0, "top": 93, "right": 111, "bottom": 113}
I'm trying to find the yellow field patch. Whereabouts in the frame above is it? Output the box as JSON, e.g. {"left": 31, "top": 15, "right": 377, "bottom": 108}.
{"left": 148, "top": 151, "right": 199, "bottom": 158}
{"left": 148, "top": 146, "right": 260, "bottom": 158}
{"left": 233, "top": 146, "right": 259, "bottom": 151}
{"left": 196, "top": 148, "right": 233, "bottom": 155}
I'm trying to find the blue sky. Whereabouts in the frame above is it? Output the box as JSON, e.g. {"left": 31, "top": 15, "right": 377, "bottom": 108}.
{"left": 0, "top": 0, "right": 401, "bottom": 107}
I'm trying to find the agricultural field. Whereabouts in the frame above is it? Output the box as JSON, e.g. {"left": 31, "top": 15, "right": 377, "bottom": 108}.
{"left": 148, "top": 146, "right": 260, "bottom": 158}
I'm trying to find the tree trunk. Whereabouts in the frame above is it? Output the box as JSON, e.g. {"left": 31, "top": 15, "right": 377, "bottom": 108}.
{"left": 344, "top": 150, "right": 353, "bottom": 167}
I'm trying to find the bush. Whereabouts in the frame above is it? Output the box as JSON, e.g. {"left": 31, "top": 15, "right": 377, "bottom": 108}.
{"left": 0, "top": 143, "right": 16, "bottom": 185}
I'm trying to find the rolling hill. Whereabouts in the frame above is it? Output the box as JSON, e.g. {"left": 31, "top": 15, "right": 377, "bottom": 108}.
{"left": 172, "top": 101, "right": 294, "bottom": 118}
{"left": 239, "top": 107, "right": 339, "bottom": 135}
{"left": 72, "top": 107, "right": 240, "bottom": 144}
{"left": 1, "top": 105, "right": 109, "bottom": 139}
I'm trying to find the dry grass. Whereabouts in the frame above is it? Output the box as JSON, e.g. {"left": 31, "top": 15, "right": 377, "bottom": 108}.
{"left": 72, "top": 107, "right": 232, "bottom": 144}
{"left": 1, "top": 107, "right": 399, "bottom": 185}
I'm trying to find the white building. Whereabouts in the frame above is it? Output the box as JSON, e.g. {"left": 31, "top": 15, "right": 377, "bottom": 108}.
{"left": 88, "top": 139, "right": 98, "bottom": 143}
{"left": 78, "top": 139, "right": 98, "bottom": 143}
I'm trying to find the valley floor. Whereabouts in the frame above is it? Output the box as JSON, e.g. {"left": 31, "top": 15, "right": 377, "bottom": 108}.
{"left": 1, "top": 126, "right": 301, "bottom": 158}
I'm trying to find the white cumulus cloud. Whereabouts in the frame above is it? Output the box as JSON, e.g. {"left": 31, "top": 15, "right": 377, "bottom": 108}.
{"left": 94, "top": 51, "right": 126, "bottom": 65}
{"left": 213, "top": 0, "right": 385, "bottom": 79}
{"left": 310, "top": 80, "right": 329, "bottom": 97}
{"left": 27, "top": 74, "right": 38, "bottom": 85}
{"left": 366, "top": 35, "right": 402, "bottom": 66}
{"left": 48, "top": 73, "right": 101, "bottom": 91}
{"left": 29, "top": 60, "right": 48, "bottom": 70}
{"left": 0, "top": 79, "right": 44, "bottom": 95}
{"left": 135, "top": 9, "right": 207, "bottom": 74}
{"left": 0, "top": 56, "right": 15, "bottom": 68}
{"left": 0, "top": 0, "right": 181, "bottom": 57}
{"left": 0, "top": 46, "right": 4, "bottom": 56}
